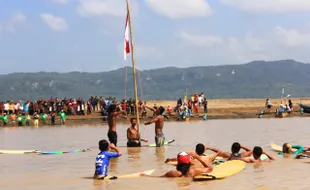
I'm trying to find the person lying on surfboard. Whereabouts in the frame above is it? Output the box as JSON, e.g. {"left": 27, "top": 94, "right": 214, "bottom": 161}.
{"left": 220, "top": 142, "right": 252, "bottom": 160}
{"left": 241, "top": 146, "right": 275, "bottom": 163}
{"left": 165, "top": 143, "right": 222, "bottom": 167}
{"left": 161, "top": 152, "right": 213, "bottom": 177}
{"left": 143, "top": 104, "right": 166, "bottom": 147}
{"left": 127, "top": 117, "right": 148, "bottom": 147}
{"left": 279, "top": 143, "right": 304, "bottom": 155}
{"left": 107, "top": 103, "right": 127, "bottom": 146}
{"left": 94, "top": 140, "right": 122, "bottom": 180}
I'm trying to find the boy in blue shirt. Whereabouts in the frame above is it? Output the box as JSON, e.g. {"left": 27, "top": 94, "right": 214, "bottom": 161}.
{"left": 94, "top": 140, "right": 122, "bottom": 179}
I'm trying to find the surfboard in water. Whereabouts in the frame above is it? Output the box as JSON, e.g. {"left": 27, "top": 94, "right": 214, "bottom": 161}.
{"left": 88, "top": 169, "right": 155, "bottom": 180}
{"left": 193, "top": 160, "right": 245, "bottom": 181}
{"left": 0, "top": 150, "right": 41, "bottom": 154}
{"left": 144, "top": 139, "right": 175, "bottom": 147}
{"left": 39, "top": 148, "right": 90, "bottom": 155}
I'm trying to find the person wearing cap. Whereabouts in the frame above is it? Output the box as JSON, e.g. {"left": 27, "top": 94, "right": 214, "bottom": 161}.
{"left": 143, "top": 104, "right": 166, "bottom": 147}
{"left": 165, "top": 143, "right": 222, "bottom": 168}
{"left": 161, "top": 151, "right": 213, "bottom": 177}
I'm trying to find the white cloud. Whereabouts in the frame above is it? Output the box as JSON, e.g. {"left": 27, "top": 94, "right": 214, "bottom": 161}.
{"left": 0, "top": 12, "right": 26, "bottom": 34}
{"left": 77, "top": 0, "right": 139, "bottom": 17}
{"left": 274, "top": 26, "right": 310, "bottom": 47}
{"left": 40, "top": 14, "right": 68, "bottom": 32}
{"left": 220, "top": 0, "right": 310, "bottom": 14}
{"left": 51, "top": 0, "right": 70, "bottom": 4}
{"left": 145, "top": 0, "right": 213, "bottom": 19}
{"left": 176, "top": 28, "right": 310, "bottom": 66}
{"left": 179, "top": 31, "right": 223, "bottom": 47}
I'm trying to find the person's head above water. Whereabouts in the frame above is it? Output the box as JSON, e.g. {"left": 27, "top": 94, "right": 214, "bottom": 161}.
{"left": 282, "top": 143, "right": 292, "bottom": 154}
{"left": 231, "top": 142, "right": 241, "bottom": 154}
{"left": 99, "top": 139, "right": 109, "bottom": 152}
{"left": 195, "top": 143, "right": 205, "bottom": 155}
{"left": 176, "top": 152, "right": 191, "bottom": 176}
{"left": 253, "top": 146, "right": 263, "bottom": 159}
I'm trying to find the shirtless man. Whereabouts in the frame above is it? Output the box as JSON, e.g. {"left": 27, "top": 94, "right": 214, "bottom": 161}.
{"left": 165, "top": 143, "right": 222, "bottom": 168}
{"left": 161, "top": 152, "right": 213, "bottom": 177}
{"left": 241, "top": 146, "right": 275, "bottom": 163}
{"left": 220, "top": 142, "right": 252, "bottom": 160}
{"left": 127, "top": 118, "right": 148, "bottom": 147}
{"left": 143, "top": 105, "right": 165, "bottom": 147}
{"left": 107, "top": 103, "right": 127, "bottom": 146}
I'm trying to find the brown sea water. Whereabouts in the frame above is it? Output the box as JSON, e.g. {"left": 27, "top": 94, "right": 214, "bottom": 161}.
{"left": 1, "top": 117, "right": 310, "bottom": 190}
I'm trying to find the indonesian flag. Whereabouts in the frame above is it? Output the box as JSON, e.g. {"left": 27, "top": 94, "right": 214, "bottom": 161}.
{"left": 124, "top": 13, "right": 130, "bottom": 60}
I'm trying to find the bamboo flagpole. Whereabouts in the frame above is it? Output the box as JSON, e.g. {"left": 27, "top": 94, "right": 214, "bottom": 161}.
{"left": 124, "top": 0, "right": 141, "bottom": 142}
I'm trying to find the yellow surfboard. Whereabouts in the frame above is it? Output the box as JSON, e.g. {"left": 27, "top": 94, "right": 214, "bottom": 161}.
{"left": 0, "top": 149, "right": 41, "bottom": 154}
{"left": 166, "top": 155, "right": 224, "bottom": 166}
{"left": 193, "top": 160, "right": 245, "bottom": 181}
{"left": 270, "top": 143, "right": 297, "bottom": 152}
{"left": 93, "top": 169, "right": 155, "bottom": 180}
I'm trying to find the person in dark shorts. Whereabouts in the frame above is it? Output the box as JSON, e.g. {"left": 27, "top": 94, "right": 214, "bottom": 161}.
{"left": 107, "top": 103, "right": 127, "bottom": 146}
{"left": 127, "top": 118, "right": 148, "bottom": 147}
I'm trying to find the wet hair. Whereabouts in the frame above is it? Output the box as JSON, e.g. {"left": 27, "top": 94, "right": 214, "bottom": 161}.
{"left": 282, "top": 143, "right": 291, "bottom": 153}
{"left": 99, "top": 139, "right": 109, "bottom": 152}
{"left": 107, "top": 105, "right": 116, "bottom": 115}
{"left": 231, "top": 142, "right": 241, "bottom": 154}
{"left": 195, "top": 143, "right": 205, "bottom": 155}
{"left": 253, "top": 146, "right": 263, "bottom": 159}
{"left": 130, "top": 117, "right": 136, "bottom": 123}
{"left": 176, "top": 163, "right": 190, "bottom": 176}
{"left": 158, "top": 106, "right": 165, "bottom": 114}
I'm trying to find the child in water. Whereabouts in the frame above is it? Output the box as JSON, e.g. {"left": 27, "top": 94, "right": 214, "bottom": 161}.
{"left": 94, "top": 140, "right": 122, "bottom": 179}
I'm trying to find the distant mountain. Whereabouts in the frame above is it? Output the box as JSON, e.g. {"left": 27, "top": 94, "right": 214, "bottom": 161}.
{"left": 1, "top": 59, "right": 310, "bottom": 100}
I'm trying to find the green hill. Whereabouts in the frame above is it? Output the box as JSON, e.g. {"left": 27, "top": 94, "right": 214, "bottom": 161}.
{"left": 1, "top": 59, "right": 310, "bottom": 100}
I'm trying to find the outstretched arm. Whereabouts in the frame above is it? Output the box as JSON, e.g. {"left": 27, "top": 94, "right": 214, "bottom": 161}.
{"left": 113, "top": 110, "right": 127, "bottom": 117}
{"left": 144, "top": 116, "right": 159, "bottom": 125}
{"left": 205, "top": 146, "right": 222, "bottom": 153}
{"left": 144, "top": 105, "right": 156, "bottom": 112}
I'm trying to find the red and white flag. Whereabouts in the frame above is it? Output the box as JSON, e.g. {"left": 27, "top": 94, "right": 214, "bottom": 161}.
{"left": 124, "top": 13, "right": 130, "bottom": 60}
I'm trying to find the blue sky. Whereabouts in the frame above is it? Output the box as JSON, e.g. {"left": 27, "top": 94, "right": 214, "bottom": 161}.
{"left": 1, "top": 0, "right": 310, "bottom": 73}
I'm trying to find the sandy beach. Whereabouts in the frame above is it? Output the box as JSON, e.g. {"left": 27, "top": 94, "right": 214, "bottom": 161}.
{"left": 53, "top": 97, "right": 310, "bottom": 126}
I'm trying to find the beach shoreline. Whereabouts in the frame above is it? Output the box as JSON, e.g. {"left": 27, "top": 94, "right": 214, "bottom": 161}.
{"left": 2, "top": 97, "right": 305, "bottom": 127}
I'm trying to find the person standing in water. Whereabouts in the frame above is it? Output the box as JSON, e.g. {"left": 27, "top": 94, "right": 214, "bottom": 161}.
{"left": 107, "top": 104, "right": 127, "bottom": 147}
{"left": 127, "top": 118, "right": 148, "bottom": 147}
{"left": 143, "top": 104, "right": 165, "bottom": 147}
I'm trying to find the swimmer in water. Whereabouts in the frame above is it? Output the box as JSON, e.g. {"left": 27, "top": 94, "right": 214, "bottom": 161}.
{"left": 279, "top": 143, "right": 304, "bottom": 155}
{"left": 165, "top": 143, "right": 222, "bottom": 167}
{"left": 143, "top": 105, "right": 165, "bottom": 147}
{"left": 127, "top": 117, "right": 148, "bottom": 147}
{"left": 107, "top": 103, "right": 127, "bottom": 146}
{"left": 161, "top": 152, "right": 213, "bottom": 177}
{"left": 241, "top": 146, "right": 275, "bottom": 163}
{"left": 220, "top": 142, "right": 252, "bottom": 160}
{"left": 94, "top": 140, "right": 122, "bottom": 180}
